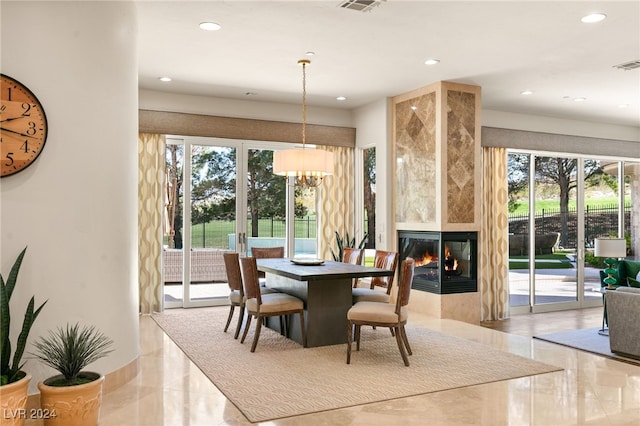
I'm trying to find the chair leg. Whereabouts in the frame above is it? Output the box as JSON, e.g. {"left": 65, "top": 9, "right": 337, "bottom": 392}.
{"left": 233, "top": 306, "right": 245, "bottom": 339}
{"left": 250, "top": 316, "right": 263, "bottom": 352}
{"left": 240, "top": 315, "right": 252, "bottom": 344}
{"left": 355, "top": 324, "right": 362, "bottom": 351}
{"left": 394, "top": 326, "right": 410, "bottom": 366}
{"left": 346, "top": 321, "right": 353, "bottom": 364}
{"left": 298, "top": 310, "right": 307, "bottom": 348}
{"left": 399, "top": 325, "right": 412, "bottom": 355}
{"left": 224, "top": 305, "right": 235, "bottom": 333}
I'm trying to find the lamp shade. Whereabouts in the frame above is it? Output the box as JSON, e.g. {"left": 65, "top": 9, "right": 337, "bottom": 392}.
{"left": 594, "top": 238, "right": 627, "bottom": 258}
{"left": 273, "top": 149, "right": 334, "bottom": 177}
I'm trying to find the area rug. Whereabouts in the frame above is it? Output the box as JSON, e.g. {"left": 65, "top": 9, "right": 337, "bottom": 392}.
{"left": 534, "top": 328, "right": 640, "bottom": 366}
{"left": 153, "top": 307, "right": 561, "bottom": 423}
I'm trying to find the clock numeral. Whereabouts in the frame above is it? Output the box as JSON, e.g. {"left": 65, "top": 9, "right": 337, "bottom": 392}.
{"left": 20, "top": 140, "right": 29, "bottom": 153}
{"left": 26, "top": 121, "right": 37, "bottom": 136}
{"left": 21, "top": 102, "right": 31, "bottom": 116}
{"left": 4, "top": 152, "right": 14, "bottom": 166}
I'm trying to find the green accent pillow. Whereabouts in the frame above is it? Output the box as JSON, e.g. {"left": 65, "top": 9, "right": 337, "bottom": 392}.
{"left": 628, "top": 277, "right": 640, "bottom": 288}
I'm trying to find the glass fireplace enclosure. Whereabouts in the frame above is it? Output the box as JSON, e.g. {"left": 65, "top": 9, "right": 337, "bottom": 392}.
{"left": 398, "top": 231, "right": 478, "bottom": 294}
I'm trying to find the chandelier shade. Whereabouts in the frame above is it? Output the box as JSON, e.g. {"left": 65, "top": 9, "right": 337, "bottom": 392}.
{"left": 273, "top": 149, "right": 334, "bottom": 177}
{"left": 272, "top": 59, "right": 333, "bottom": 187}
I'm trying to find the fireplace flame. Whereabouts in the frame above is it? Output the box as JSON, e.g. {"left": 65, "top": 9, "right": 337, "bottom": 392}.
{"left": 414, "top": 252, "right": 436, "bottom": 267}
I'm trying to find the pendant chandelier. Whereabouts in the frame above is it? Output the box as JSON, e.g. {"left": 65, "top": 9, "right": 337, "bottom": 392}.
{"left": 273, "top": 59, "right": 333, "bottom": 187}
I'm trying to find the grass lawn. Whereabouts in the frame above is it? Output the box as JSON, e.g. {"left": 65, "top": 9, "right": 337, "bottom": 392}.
{"left": 509, "top": 197, "right": 630, "bottom": 215}
{"left": 509, "top": 253, "right": 574, "bottom": 269}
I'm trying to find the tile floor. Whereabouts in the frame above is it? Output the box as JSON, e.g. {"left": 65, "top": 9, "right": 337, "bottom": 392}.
{"left": 29, "top": 308, "right": 640, "bottom": 425}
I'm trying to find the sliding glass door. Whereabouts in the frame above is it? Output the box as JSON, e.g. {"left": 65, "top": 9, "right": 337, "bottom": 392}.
{"left": 508, "top": 152, "right": 633, "bottom": 314}
{"left": 163, "top": 137, "right": 299, "bottom": 308}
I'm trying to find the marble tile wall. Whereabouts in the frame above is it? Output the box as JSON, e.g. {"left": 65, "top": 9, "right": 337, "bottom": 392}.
{"left": 446, "top": 90, "right": 477, "bottom": 224}
{"left": 394, "top": 92, "right": 437, "bottom": 224}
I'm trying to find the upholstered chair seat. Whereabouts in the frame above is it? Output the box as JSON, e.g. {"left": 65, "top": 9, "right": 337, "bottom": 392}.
{"left": 246, "top": 293, "right": 304, "bottom": 314}
{"left": 347, "top": 301, "right": 408, "bottom": 324}
{"left": 351, "top": 288, "right": 391, "bottom": 303}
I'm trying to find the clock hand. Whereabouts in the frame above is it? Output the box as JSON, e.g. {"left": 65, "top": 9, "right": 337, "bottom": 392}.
{"left": 0, "top": 126, "right": 38, "bottom": 139}
{"left": 0, "top": 116, "right": 25, "bottom": 123}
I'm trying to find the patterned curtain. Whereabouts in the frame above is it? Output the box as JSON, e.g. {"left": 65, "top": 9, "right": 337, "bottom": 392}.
{"left": 480, "top": 147, "right": 510, "bottom": 321}
{"left": 138, "top": 133, "right": 165, "bottom": 314}
{"left": 317, "top": 146, "right": 355, "bottom": 260}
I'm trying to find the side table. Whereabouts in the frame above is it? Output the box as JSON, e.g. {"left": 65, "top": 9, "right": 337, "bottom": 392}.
{"left": 598, "top": 287, "right": 616, "bottom": 336}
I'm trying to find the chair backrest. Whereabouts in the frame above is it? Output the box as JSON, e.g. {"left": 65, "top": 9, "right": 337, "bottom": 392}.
{"left": 239, "top": 257, "right": 261, "bottom": 304}
{"left": 223, "top": 252, "right": 243, "bottom": 293}
{"left": 251, "top": 246, "right": 284, "bottom": 278}
{"left": 395, "top": 258, "right": 415, "bottom": 315}
{"left": 370, "top": 250, "right": 399, "bottom": 294}
{"left": 251, "top": 246, "right": 284, "bottom": 259}
{"left": 342, "top": 248, "right": 363, "bottom": 265}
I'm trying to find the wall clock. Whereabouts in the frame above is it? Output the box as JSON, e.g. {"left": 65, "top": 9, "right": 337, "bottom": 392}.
{"left": 0, "top": 74, "right": 48, "bottom": 177}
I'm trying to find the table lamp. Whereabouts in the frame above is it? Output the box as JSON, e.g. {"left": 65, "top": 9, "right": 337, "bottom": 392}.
{"left": 594, "top": 237, "right": 627, "bottom": 288}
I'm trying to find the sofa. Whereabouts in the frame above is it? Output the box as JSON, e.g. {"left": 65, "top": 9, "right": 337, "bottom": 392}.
{"left": 606, "top": 287, "right": 640, "bottom": 359}
{"left": 599, "top": 259, "right": 640, "bottom": 289}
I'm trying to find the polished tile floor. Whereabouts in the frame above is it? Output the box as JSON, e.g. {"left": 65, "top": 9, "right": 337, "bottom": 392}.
{"left": 80, "top": 308, "right": 640, "bottom": 425}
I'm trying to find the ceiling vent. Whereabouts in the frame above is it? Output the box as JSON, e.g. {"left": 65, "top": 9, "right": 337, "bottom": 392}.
{"left": 613, "top": 60, "right": 640, "bottom": 71}
{"left": 338, "top": 0, "right": 386, "bottom": 12}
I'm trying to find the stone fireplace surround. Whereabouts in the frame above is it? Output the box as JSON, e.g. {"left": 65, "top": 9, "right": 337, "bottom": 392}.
{"left": 391, "top": 81, "right": 482, "bottom": 324}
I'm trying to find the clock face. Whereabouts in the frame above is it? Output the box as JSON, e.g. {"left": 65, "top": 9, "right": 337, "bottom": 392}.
{"left": 0, "top": 74, "right": 48, "bottom": 177}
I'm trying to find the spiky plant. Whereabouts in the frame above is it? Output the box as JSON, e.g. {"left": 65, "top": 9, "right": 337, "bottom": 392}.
{"left": 31, "top": 323, "right": 113, "bottom": 386}
{"left": 1, "top": 247, "right": 47, "bottom": 386}
{"left": 330, "top": 231, "right": 368, "bottom": 262}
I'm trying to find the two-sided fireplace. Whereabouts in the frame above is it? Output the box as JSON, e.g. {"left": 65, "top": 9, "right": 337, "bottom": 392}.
{"left": 398, "top": 231, "right": 477, "bottom": 294}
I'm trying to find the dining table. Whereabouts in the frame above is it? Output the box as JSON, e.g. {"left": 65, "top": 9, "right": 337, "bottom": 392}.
{"left": 256, "top": 258, "right": 395, "bottom": 347}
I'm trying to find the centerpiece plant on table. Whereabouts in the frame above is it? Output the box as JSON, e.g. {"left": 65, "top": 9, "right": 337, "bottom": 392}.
{"left": 1, "top": 247, "right": 47, "bottom": 426}
{"left": 31, "top": 323, "right": 113, "bottom": 426}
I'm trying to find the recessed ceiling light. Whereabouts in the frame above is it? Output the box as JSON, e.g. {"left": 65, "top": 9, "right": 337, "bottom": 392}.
{"left": 199, "top": 22, "right": 221, "bottom": 31}
{"left": 424, "top": 58, "right": 440, "bottom": 65}
{"left": 520, "top": 90, "right": 533, "bottom": 95}
{"left": 336, "top": 96, "right": 347, "bottom": 101}
{"left": 581, "top": 13, "right": 606, "bottom": 23}
{"left": 159, "top": 77, "right": 172, "bottom": 82}
{"left": 305, "top": 51, "right": 315, "bottom": 56}
{"left": 573, "top": 97, "right": 587, "bottom": 102}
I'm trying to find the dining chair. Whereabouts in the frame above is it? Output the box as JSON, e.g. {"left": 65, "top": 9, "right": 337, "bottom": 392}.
{"left": 342, "top": 247, "right": 364, "bottom": 287}
{"left": 222, "top": 252, "right": 245, "bottom": 339}
{"left": 251, "top": 246, "right": 285, "bottom": 282}
{"left": 239, "top": 256, "right": 307, "bottom": 352}
{"left": 351, "top": 250, "right": 399, "bottom": 303}
{"left": 342, "top": 247, "right": 363, "bottom": 265}
{"left": 346, "top": 257, "right": 415, "bottom": 366}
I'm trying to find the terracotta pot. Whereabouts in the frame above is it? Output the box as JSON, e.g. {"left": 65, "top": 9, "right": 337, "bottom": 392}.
{"left": 37, "top": 372, "right": 104, "bottom": 426}
{"left": 0, "top": 374, "right": 30, "bottom": 426}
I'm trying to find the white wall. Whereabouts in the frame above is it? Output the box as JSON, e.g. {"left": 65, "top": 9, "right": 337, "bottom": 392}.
{"left": 353, "top": 99, "right": 391, "bottom": 249}
{"left": 483, "top": 109, "right": 640, "bottom": 143}
{"left": 140, "top": 89, "right": 354, "bottom": 128}
{"left": 1, "top": 1, "right": 139, "bottom": 393}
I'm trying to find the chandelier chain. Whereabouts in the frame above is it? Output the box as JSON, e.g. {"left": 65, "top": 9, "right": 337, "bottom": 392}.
{"left": 300, "top": 59, "right": 308, "bottom": 148}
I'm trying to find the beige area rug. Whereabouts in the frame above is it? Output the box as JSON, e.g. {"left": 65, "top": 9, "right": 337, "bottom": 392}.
{"left": 534, "top": 328, "right": 640, "bottom": 366}
{"left": 153, "top": 307, "right": 561, "bottom": 423}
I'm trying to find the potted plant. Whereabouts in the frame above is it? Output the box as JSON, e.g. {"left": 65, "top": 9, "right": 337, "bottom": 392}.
{"left": 31, "top": 323, "right": 113, "bottom": 426}
{"left": 1, "top": 247, "right": 47, "bottom": 426}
